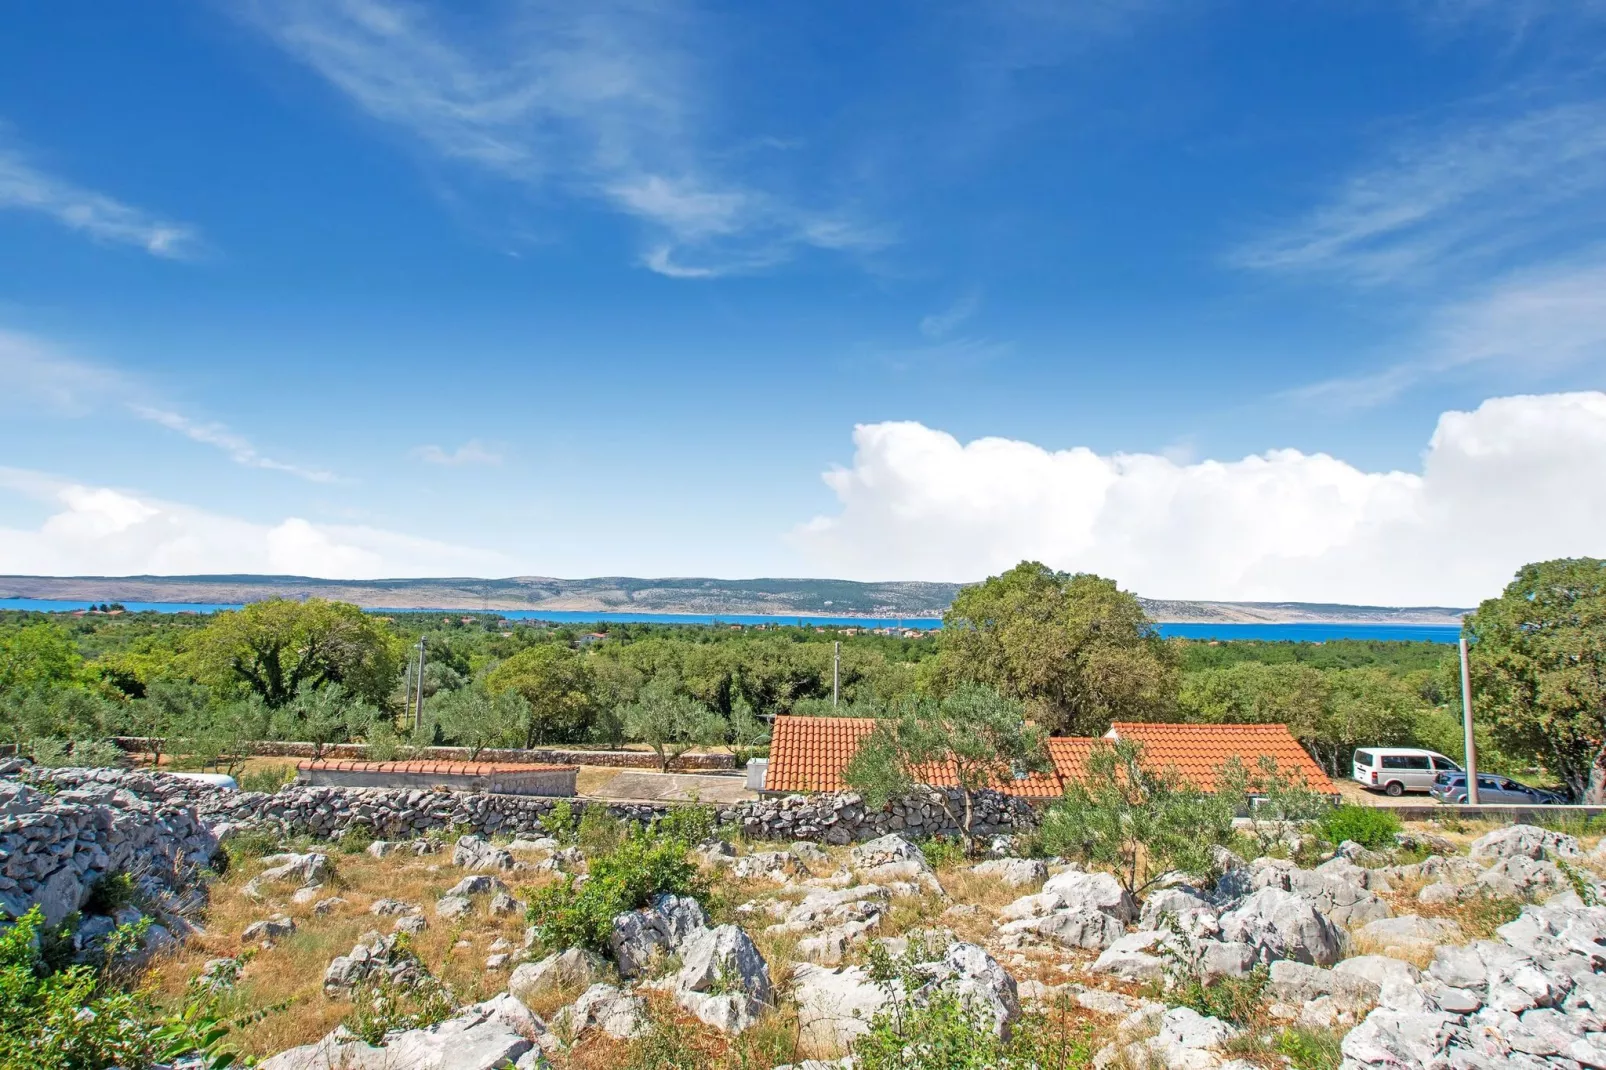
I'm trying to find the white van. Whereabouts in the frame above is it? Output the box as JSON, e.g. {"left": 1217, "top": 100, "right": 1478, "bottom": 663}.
{"left": 1352, "top": 748, "right": 1460, "bottom": 796}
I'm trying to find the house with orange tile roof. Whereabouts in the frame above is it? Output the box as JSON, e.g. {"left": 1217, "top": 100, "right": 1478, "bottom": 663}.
{"left": 760, "top": 715, "right": 1335, "bottom": 797}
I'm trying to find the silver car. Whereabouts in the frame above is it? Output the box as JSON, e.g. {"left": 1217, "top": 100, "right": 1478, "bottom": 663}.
{"left": 1432, "top": 773, "right": 1567, "bottom": 805}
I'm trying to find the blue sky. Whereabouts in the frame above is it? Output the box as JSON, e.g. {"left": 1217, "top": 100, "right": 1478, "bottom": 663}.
{"left": 3, "top": 1, "right": 1606, "bottom": 603}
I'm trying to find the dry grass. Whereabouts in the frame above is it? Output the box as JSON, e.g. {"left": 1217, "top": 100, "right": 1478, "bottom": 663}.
{"left": 575, "top": 767, "right": 623, "bottom": 796}
{"left": 143, "top": 846, "right": 554, "bottom": 1059}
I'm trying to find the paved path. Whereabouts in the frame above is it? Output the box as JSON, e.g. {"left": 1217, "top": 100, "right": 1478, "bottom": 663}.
{"left": 586, "top": 770, "right": 757, "bottom": 804}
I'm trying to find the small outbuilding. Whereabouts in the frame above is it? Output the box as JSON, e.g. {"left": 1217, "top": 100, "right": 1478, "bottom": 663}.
{"left": 297, "top": 759, "right": 578, "bottom": 796}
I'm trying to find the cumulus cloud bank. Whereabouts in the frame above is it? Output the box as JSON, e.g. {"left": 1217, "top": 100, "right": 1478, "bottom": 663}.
{"left": 0, "top": 469, "right": 509, "bottom": 579}
{"left": 792, "top": 392, "right": 1606, "bottom": 606}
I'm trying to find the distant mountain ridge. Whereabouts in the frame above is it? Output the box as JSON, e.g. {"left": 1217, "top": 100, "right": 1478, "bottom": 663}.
{"left": 0, "top": 574, "right": 1470, "bottom": 624}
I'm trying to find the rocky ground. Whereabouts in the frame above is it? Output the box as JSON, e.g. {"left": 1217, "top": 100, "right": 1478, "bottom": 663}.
{"left": 5, "top": 764, "right": 1606, "bottom": 1069}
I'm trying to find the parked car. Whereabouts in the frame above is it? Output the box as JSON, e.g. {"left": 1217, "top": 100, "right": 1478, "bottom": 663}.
{"left": 1430, "top": 773, "right": 1567, "bottom": 805}
{"left": 1352, "top": 747, "right": 1462, "bottom": 796}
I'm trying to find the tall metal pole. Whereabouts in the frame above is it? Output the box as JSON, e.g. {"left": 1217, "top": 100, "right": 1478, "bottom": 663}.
{"left": 1459, "top": 636, "right": 1479, "bottom": 806}
{"left": 414, "top": 636, "right": 427, "bottom": 732}
{"left": 402, "top": 654, "right": 413, "bottom": 726}
{"left": 833, "top": 641, "right": 840, "bottom": 708}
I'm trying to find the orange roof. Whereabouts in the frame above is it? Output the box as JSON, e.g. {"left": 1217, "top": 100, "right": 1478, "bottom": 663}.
{"left": 298, "top": 759, "right": 578, "bottom": 775}
{"left": 764, "top": 716, "right": 1334, "bottom": 796}
{"left": 1105, "top": 722, "right": 1335, "bottom": 794}
{"left": 765, "top": 717, "right": 876, "bottom": 793}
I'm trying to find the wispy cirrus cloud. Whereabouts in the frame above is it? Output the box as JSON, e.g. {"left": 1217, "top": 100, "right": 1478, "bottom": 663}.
{"left": 1, "top": 329, "right": 338, "bottom": 482}
{"left": 1234, "top": 102, "right": 1606, "bottom": 287}
{"left": 0, "top": 129, "right": 200, "bottom": 258}
{"left": 1292, "top": 254, "right": 1606, "bottom": 405}
{"left": 411, "top": 440, "right": 502, "bottom": 466}
{"left": 130, "top": 405, "right": 339, "bottom": 482}
{"left": 919, "top": 289, "right": 982, "bottom": 340}
{"left": 237, "top": 0, "right": 882, "bottom": 277}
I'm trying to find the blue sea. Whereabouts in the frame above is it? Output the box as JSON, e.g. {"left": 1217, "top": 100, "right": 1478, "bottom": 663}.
{"left": 0, "top": 596, "right": 1462, "bottom": 642}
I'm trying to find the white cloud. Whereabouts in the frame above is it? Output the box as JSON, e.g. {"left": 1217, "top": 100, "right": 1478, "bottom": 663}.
{"left": 240, "top": 0, "right": 873, "bottom": 276}
{"left": 0, "top": 468, "right": 509, "bottom": 578}
{"left": 411, "top": 440, "right": 502, "bottom": 466}
{"left": 130, "top": 405, "right": 339, "bottom": 482}
{"left": 791, "top": 392, "right": 1606, "bottom": 605}
{"left": 1235, "top": 103, "right": 1606, "bottom": 286}
{"left": 919, "top": 289, "right": 982, "bottom": 340}
{"left": 0, "top": 133, "right": 199, "bottom": 258}
{"left": 0, "top": 329, "right": 337, "bottom": 482}
{"left": 1294, "top": 254, "right": 1606, "bottom": 404}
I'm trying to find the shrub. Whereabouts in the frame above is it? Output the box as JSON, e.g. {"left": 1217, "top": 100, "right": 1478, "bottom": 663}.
{"left": 216, "top": 827, "right": 283, "bottom": 871}
{"left": 83, "top": 871, "right": 138, "bottom": 916}
{"left": 919, "top": 837, "right": 967, "bottom": 869}
{"left": 527, "top": 828, "right": 703, "bottom": 953}
{"left": 652, "top": 803, "right": 717, "bottom": 846}
{"left": 237, "top": 764, "right": 297, "bottom": 795}
{"left": 853, "top": 991, "right": 1095, "bottom": 1070}
{"left": 28, "top": 738, "right": 125, "bottom": 769}
{"left": 1275, "top": 1026, "right": 1344, "bottom": 1070}
{"left": 577, "top": 807, "right": 628, "bottom": 857}
{"left": 337, "top": 824, "right": 376, "bottom": 855}
{"left": 1157, "top": 916, "right": 1268, "bottom": 1027}
{"left": 540, "top": 799, "right": 578, "bottom": 843}
{"left": 0, "top": 907, "right": 237, "bottom": 1070}
{"left": 1316, "top": 805, "right": 1401, "bottom": 850}
{"left": 343, "top": 975, "right": 455, "bottom": 1045}
{"left": 1037, "top": 739, "right": 1237, "bottom": 895}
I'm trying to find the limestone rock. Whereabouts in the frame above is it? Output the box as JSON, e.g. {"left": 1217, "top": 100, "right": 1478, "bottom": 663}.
{"left": 509, "top": 949, "right": 604, "bottom": 1005}
{"left": 242, "top": 914, "right": 296, "bottom": 942}
{"left": 258, "top": 993, "right": 540, "bottom": 1070}
{"left": 1040, "top": 869, "right": 1136, "bottom": 924}
{"left": 608, "top": 893, "right": 709, "bottom": 978}
{"left": 792, "top": 962, "right": 894, "bottom": 1055}
{"left": 1470, "top": 825, "right": 1582, "bottom": 863}
{"left": 445, "top": 874, "right": 509, "bottom": 898}
{"left": 971, "top": 858, "right": 1048, "bottom": 889}
{"left": 673, "top": 924, "right": 773, "bottom": 1033}
{"left": 560, "top": 983, "right": 648, "bottom": 1040}
{"left": 1358, "top": 914, "right": 1464, "bottom": 953}
{"left": 453, "top": 836, "right": 516, "bottom": 872}
{"left": 1217, "top": 886, "right": 1342, "bottom": 966}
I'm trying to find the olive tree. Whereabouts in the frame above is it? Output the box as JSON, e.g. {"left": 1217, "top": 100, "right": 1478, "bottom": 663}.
{"left": 842, "top": 684, "right": 1052, "bottom": 854}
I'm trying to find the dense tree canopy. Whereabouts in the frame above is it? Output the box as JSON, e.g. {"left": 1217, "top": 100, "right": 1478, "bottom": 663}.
{"left": 1466, "top": 558, "right": 1606, "bottom": 802}
{"left": 485, "top": 643, "right": 597, "bottom": 746}
{"left": 936, "top": 563, "right": 1177, "bottom": 734}
{"left": 0, "top": 622, "right": 81, "bottom": 691}
{"left": 190, "top": 599, "right": 402, "bottom": 708}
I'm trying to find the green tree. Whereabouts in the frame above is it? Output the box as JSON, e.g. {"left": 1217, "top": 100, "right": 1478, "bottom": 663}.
{"left": 123, "top": 680, "right": 213, "bottom": 768}
{"left": 485, "top": 643, "right": 597, "bottom": 745}
{"left": 0, "top": 622, "right": 82, "bottom": 692}
{"left": 936, "top": 562, "right": 1176, "bottom": 734}
{"left": 620, "top": 676, "right": 726, "bottom": 772}
{"left": 191, "top": 598, "right": 402, "bottom": 709}
{"left": 271, "top": 681, "right": 374, "bottom": 758}
{"left": 1036, "top": 738, "right": 1237, "bottom": 895}
{"left": 727, "top": 691, "right": 771, "bottom": 766}
{"left": 1464, "top": 558, "right": 1606, "bottom": 801}
{"left": 432, "top": 686, "right": 526, "bottom": 759}
{"left": 842, "top": 684, "right": 1053, "bottom": 853}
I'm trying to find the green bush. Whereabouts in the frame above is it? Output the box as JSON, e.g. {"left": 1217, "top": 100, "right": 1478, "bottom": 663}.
{"left": 1275, "top": 1026, "right": 1344, "bottom": 1070}
{"left": 652, "top": 803, "right": 717, "bottom": 846}
{"left": 854, "top": 992, "right": 1095, "bottom": 1070}
{"left": 83, "top": 872, "right": 138, "bottom": 916}
{"left": 343, "top": 974, "right": 454, "bottom": 1045}
{"left": 237, "top": 764, "right": 297, "bottom": 795}
{"left": 526, "top": 828, "right": 703, "bottom": 953}
{"left": 28, "top": 738, "right": 125, "bottom": 769}
{"left": 0, "top": 907, "right": 237, "bottom": 1070}
{"left": 337, "top": 824, "right": 376, "bottom": 855}
{"left": 1316, "top": 805, "right": 1401, "bottom": 850}
{"left": 577, "top": 807, "right": 628, "bottom": 857}
{"left": 919, "top": 837, "right": 967, "bottom": 869}
{"left": 540, "top": 799, "right": 578, "bottom": 843}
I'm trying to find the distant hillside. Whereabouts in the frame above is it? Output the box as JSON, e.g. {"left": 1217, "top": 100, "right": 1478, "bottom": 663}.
{"left": 0, "top": 574, "right": 1470, "bottom": 624}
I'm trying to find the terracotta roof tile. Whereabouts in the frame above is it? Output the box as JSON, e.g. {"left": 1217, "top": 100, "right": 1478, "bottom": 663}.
{"left": 1106, "top": 722, "right": 1335, "bottom": 794}
{"left": 765, "top": 717, "right": 1334, "bottom": 797}
{"left": 298, "top": 759, "right": 578, "bottom": 776}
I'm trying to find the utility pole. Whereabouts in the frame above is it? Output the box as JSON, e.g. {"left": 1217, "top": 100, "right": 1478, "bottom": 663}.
{"left": 1459, "top": 636, "right": 1479, "bottom": 806}
{"left": 833, "top": 641, "right": 840, "bottom": 708}
{"left": 414, "top": 636, "right": 427, "bottom": 732}
{"left": 402, "top": 655, "right": 414, "bottom": 726}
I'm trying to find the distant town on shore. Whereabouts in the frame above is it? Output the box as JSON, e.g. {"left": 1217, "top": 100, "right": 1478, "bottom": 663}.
{"left": 0, "top": 573, "right": 1469, "bottom": 624}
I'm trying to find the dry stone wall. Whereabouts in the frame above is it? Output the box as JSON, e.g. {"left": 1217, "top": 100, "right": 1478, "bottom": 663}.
{"left": 111, "top": 738, "right": 735, "bottom": 771}
{"left": 20, "top": 768, "right": 1035, "bottom": 852}
{"left": 0, "top": 762, "right": 218, "bottom": 926}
